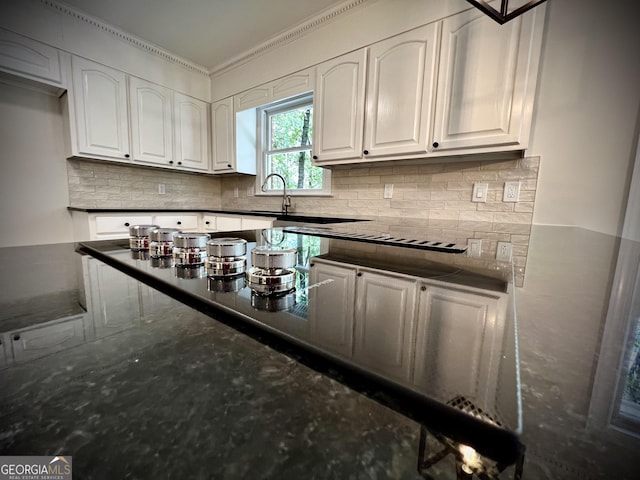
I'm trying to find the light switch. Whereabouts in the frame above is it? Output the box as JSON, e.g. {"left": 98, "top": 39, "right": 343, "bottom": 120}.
{"left": 384, "top": 184, "right": 393, "bottom": 199}
{"left": 472, "top": 183, "right": 488, "bottom": 203}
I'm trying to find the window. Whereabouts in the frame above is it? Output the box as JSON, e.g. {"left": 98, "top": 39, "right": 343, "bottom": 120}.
{"left": 258, "top": 94, "right": 331, "bottom": 195}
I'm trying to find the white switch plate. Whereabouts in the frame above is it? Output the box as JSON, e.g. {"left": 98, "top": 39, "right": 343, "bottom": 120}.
{"left": 233, "top": 187, "right": 239, "bottom": 198}
{"left": 503, "top": 181, "right": 521, "bottom": 202}
{"left": 467, "top": 239, "right": 482, "bottom": 257}
{"left": 158, "top": 184, "right": 165, "bottom": 195}
{"left": 496, "top": 241, "right": 513, "bottom": 261}
{"left": 472, "top": 183, "right": 488, "bottom": 203}
{"left": 384, "top": 184, "right": 393, "bottom": 199}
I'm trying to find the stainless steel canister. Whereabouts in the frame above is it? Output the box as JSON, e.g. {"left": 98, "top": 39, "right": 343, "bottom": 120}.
{"left": 129, "top": 224, "right": 160, "bottom": 251}
{"left": 172, "top": 233, "right": 210, "bottom": 266}
{"left": 150, "top": 228, "right": 182, "bottom": 258}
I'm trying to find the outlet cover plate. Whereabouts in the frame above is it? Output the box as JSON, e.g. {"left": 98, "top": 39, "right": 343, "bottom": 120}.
{"left": 503, "top": 181, "right": 521, "bottom": 202}
{"left": 496, "top": 241, "right": 513, "bottom": 261}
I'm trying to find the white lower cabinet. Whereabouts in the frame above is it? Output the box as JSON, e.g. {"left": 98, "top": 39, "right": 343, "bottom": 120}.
{"left": 8, "top": 315, "right": 86, "bottom": 365}
{"left": 85, "top": 257, "right": 140, "bottom": 339}
{"left": 308, "top": 259, "right": 356, "bottom": 358}
{"left": 413, "top": 282, "right": 507, "bottom": 407}
{"left": 353, "top": 269, "right": 418, "bottom": 383}
{"left": 215, "top": 216, "right": 243, "bottom": 232}
{"left": 92, "top": 214, "right": 154, "bottom": 239}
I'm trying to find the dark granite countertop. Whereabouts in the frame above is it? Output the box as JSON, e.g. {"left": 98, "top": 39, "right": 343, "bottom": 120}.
{"left": 67, "top": 206, "right": 370, "bottom": 224}
{"left": 1, "top": 226, "right": 640, "bottom": 479}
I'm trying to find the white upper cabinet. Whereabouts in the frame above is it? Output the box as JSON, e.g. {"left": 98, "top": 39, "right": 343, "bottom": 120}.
{"left": 69, "top": 56, "right": 130, "bottom": 161}
{"left": 211, "top": 96, "right": 235, "bottom": 172}
{"left": 363, "top": 23, "right": 438, "bottom": 159}
{"left": 431, "top": 7, "right": 544, "bottom": 153}
{"left": 0, "top": 28, "right": 63, "bottom": 88}
{"left": 313, "top": 49, "right": 367, "bottom": 163}
{"left": 129, "top": 76, "right": 174, "bottom": 167}
{"left": 174, "top": 92, "right": 209, "bottom": 171}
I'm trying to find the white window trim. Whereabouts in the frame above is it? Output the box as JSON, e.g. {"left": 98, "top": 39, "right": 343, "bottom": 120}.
{"left": 255, "top": 93, "right": 332, "bottom": 197}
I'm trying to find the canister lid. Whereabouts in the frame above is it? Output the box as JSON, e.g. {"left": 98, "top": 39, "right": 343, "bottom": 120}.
{"left": 207, "top": 237, "right": 247, "bottom": 257}
{"left": 150, "top": 228, "right": 182, "bottom": 242}
{"left": 129, "top": 224, "right": 160, "bottom": 236}
{"left": 173, "top": 232, "right": 210, "bottom": 248}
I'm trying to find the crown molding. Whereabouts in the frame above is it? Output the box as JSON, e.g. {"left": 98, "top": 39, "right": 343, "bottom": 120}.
{"left": 210, "top": 0, "right": 373, "bottom": 77}
{"left": 39, "top": 0, "right": 211, "bottom": 76}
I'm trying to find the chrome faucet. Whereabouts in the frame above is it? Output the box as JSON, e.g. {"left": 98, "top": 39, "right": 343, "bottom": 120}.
{"left": 261, "top": 173, "right": 291, "bottom": 215}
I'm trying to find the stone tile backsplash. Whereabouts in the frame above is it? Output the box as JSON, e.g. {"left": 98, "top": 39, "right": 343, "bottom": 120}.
{"left": 67, "top": 156, "right": 539, "bottom": 285}
{"left": 220, "top": 156, "right": 540, "bottom": 285}
{"left": 67, "top": 159, "right": 222, "bottom": 209}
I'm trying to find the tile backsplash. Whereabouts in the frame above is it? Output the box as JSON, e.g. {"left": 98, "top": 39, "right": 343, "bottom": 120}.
{"left": 67, "top": 155, "right": 539, "bottom": 285}
{"left": 67, "top": 159, "right": 222, "bottom": 209}
{"left": 221, "top": 156, "right": 540, "bottom": 285}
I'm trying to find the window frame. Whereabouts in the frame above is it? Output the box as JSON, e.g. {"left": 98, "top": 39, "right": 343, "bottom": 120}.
{"left": 256, "top": 93, "right": 331, "bottom": 197}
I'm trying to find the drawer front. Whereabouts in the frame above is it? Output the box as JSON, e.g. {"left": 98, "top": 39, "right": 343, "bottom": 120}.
{"left": 216, "top": 216, "right": 242, "bottom": 231}
{"left": 241, "top": 217, "right": 274, "bottom": 230}
{"left": 153, "top": 215, "right": 199, "bottom": 230}
{"left": 94, "top": 215, "right": 154, "bottom": 237}
{"left": 11, "top": 315, "right": 86, "bottom": 364}
{"left": 202, "top": 215, "right": 217, "bottom": 231}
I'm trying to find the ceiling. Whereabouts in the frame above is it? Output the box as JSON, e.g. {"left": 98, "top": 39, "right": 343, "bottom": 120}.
{"left": 59, "top": 0, "right": 348, "bottom": 71}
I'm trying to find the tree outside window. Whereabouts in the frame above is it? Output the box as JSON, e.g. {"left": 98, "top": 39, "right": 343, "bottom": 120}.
{"left": 261, "top": 95, "right": 329, "bottom": 193}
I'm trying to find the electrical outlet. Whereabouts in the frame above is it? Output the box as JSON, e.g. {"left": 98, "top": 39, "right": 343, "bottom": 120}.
{"left": 467, "top": 239, "right": 482, "bottom": 257}
{"left": 158, "top": 184, "right": 165, "bottom": 195}
{"left": 496, "top": 242, "right": 513, "bottom": 261}
{"left": 471, "top": 183, "right": 488, "bottom": 203}
{"left": 503, "top": 181, "right": 521, "bottom": 202}
{"left": 384, "top": 184, "right": 393, "bottom": 199}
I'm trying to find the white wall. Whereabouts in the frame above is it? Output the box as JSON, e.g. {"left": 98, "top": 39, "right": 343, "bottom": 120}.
{"left": 528, "top": 0, "right": 640, "bottom": 235}
{"left": 0, "top": 81, "right": 73, "bottom": 247}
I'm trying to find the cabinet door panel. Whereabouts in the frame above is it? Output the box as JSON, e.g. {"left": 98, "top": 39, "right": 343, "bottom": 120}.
{"left": 414, "top": 284, "right": 506, "bottom": 408}
{"left": 211, "top": 97, "right": 235, "bottom": 172}
{"left": 72, "top": 57, "right": 129, "bottom": 159}
{"left": 433, "top": 8, "right": 541, "bottom": 150}
{"left": 87, "top": 258, "right": 140, "bottom": 338}
{"left": 354, "top": 271, "right": 417, "bottom": 382}
{"left": 308, "top": 260, "right": 356, "bottom": 358}
{"left": 364, "top": 24, "right": 438, "bottom": 158}
{"left": 174, "top": 92, "right": 209, "bottom": 171}
{"left": 130, "top": 77, "right": 173, "bottom": 165}
{"left": 0, "top": 28, "right": 62, "bottom": 85}
{"left": 313, "top": 49, "right": 366, "bottom": 162}
{"left": 11, "top": 315, "right": 85, "bottom": 364}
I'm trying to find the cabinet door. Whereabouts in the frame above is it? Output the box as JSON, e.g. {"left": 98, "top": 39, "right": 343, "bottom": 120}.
{"left": 86, "top": 258, "right": 140, "bottom": 338}
{"left": 308, "top": 259, "right": 356, "bottom": 358}
{"left": 354, "top": 270, "right": 417, "bottom": 382}
{"left": 71, "top": 56, "right": 130, "bottom": 160}
{"left": 0, "top": 28, "right": 63, "bottom": 86}
{"left": 129, "top": 77, "right": 174, "bottom": 166}
{"left": 313, "top": 49, "right": 367, "bottom": 163}
{"left": 413, "top": 284, "right": 507, "bottom": 408}
{"left": 211, "top": 97, "right": 235, "bottom": 172}
{"left": 10, "top": 315, "right": 85, "bottom": 364}
{"left": 174, "top": 92, "right": 209, "bottom": 171}
{"left": 363, "top": 24, "right": 438, "bottom": 158}
{"left": 432, "top": 7, "right": 543, "bottom": 151}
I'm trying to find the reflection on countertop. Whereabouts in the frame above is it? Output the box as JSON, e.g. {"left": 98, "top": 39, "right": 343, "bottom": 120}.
{"left": 0, "top": 225, "right": 639, "bottom": 479}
